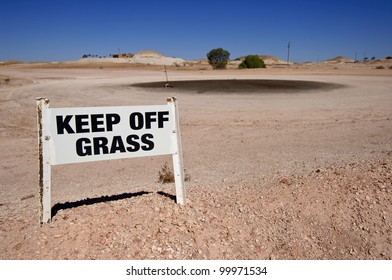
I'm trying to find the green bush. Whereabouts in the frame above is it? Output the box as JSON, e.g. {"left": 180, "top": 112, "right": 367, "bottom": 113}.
{"left": 238, "top": 62, "right": 247, "bottom": 69}
{"left": 239, "top": 55, "right": 266, "bottom": 69}
{"left": 207, "top": 48, "right": 230, "bottom": 70}
{"left": 214, "top": 61, "right": 228, "bottom": 69}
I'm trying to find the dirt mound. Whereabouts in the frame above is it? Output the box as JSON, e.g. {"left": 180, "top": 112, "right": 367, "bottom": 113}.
{"left": 0, "top": 61, "right": 24, "bottom": 65}
{"left": 130, "top": 50, "right": 185, "bottom": 66}
{"left": 133, "top": 50, "right": 165, "bottom": 58}
{"left": 259, "top": 55, "right": 289, "bottom": 64}
{"left": 235, "top": 55, "right": 288, "bottom": 65}
{"left": 75, "top": 50, "right": 186, "bottom": 66}
{"left": 325, "top": 56, "right": 355, "bottom": 63}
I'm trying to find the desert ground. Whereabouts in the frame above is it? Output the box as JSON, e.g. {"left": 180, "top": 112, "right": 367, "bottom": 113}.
{"left": 0, "top": 59, "right": 391, "bottom": 259}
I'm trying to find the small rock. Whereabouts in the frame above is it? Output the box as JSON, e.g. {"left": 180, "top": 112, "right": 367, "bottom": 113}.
{"left": 378, "top": 184, "right": 386, "bottom": 190}
{"left": 160, "top": 227, "right": 170, "bottom": 234}
{"left": 280, "top": 178, "right": 290, "bottom": 185}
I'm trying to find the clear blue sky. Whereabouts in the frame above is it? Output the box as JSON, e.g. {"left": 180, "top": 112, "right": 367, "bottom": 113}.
{"left": 1, "top": 0, "right": 391, "bottom": 62}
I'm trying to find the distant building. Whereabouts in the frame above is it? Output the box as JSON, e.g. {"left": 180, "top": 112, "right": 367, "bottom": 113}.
{"left": 112, "top": 53, "right": 133, "bottom": 58}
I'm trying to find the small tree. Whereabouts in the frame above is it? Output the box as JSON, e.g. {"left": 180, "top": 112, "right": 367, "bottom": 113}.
{"left": 207, "top": 48, "right": 230, "bottom": 69}
{"left": 239, "top": 55, "right": 266, "bottom": 69}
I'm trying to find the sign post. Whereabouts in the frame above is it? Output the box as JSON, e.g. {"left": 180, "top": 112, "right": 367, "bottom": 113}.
{"left": 36, "top": 98, "right": 52, "bottom": 224}
{"left": 167, "top": 97, "right": 186, "bottom": 205}
{"left": 36, "top": 97, "right": 186, "bottom": 224}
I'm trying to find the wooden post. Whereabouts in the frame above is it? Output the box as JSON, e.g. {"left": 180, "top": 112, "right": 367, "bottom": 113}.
{"left": 167, "top": 97, "right": 186, "bottom": 205}
{"left": 36, "top": 98, "right": 51, "bottom": 224}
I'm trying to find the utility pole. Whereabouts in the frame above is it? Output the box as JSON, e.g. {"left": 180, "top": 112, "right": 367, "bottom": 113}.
{"left": 287, "top": 41, "right": 291, "bottom": 65}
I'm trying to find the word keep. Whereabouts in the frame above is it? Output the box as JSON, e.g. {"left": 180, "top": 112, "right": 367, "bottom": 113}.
{"left": 56, "top": 111, "right": 170, "bottom": 134}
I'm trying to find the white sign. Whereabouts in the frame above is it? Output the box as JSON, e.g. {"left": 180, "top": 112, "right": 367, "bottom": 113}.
{"left": 48, "top": 105, "right": 175, "bottom": 165}
{"left": 36, "top": 97, "right": 186, "bottom": 224}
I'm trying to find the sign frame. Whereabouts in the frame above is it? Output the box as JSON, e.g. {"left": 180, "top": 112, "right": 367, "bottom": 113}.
{"left": 36, "top": 97, "right": 186, "bottom": 224}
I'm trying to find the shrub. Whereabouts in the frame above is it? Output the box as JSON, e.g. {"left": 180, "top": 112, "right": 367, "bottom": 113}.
{"left": 207, "top": 48, "right": 230, "bottom": 70}
{"left": 158, "top": 162, "right": 191, "bottom": 183}
{"left": 239, "top": 55, "right": 266, "bottom": 69}
{"left": 159, "top": 162, "right": 174, "bottom": 183}
{"left": 214, "top": 61, "right": 228, "bottom": 69}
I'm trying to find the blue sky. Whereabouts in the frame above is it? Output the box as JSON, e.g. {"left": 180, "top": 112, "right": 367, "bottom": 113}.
{"left": 1, "top": 0, "right": 391, "bottom": 62}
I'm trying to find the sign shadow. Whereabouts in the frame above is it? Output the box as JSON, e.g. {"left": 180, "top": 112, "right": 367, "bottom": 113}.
{"left": 51, "top": 191, "right": 151, "bottom": 219}
{"left": 157, "top": 191, "right": 176, "bottom": 202}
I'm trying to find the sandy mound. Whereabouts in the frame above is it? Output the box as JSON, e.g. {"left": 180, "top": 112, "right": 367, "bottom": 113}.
{"left": 76, "top": 50, "right": 185, "bottom": 66}
{"left": 0, "top": 61, "right": 24, "bottom": 65}
{"left": 234, "top": 55, "right": 289, "bottom": 65}
{"left": 133, "top": 50, "right": 165, "bottom": 58}
{"left": 324, "top": 56, "right": 355, "bottom": 63}
{"left": 131, "top": 50, "right": 185, "bottom": 66}
{"left": 259, "top": 55, "right": 289, "bottom": 65}
{"left": 77, "top": 58, "right": 132, "bottom": 64}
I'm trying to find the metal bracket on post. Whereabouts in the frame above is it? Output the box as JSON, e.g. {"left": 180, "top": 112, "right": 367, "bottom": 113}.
{"left": 36, "top": 98, "right": 51, "bottom": 224}
{"left": 167, "top": 97, "right": 186, "bottom": 205}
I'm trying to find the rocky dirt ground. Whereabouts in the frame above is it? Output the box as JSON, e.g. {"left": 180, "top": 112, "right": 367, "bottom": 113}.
{"left": 0, "top": 63, "right": 391, "bottom": 260}
{"left": 1, "top": 158, "right": 391, "bottom": 260}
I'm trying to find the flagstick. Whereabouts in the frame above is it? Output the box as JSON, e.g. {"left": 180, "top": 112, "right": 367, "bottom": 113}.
{"left": 164, "top": 65, "right": 173, "bottom": 88}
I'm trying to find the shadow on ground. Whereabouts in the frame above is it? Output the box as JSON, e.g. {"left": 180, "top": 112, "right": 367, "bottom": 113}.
{"left": 131, "top": 79, "right": 344, "bottom": 94}
{"left": 51, "top": 191, "right": 150, "bottom": 218}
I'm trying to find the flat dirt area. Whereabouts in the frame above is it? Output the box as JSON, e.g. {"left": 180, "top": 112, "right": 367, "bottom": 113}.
{"left": 0, "top": 63, "right": 391, "bottom": 259}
